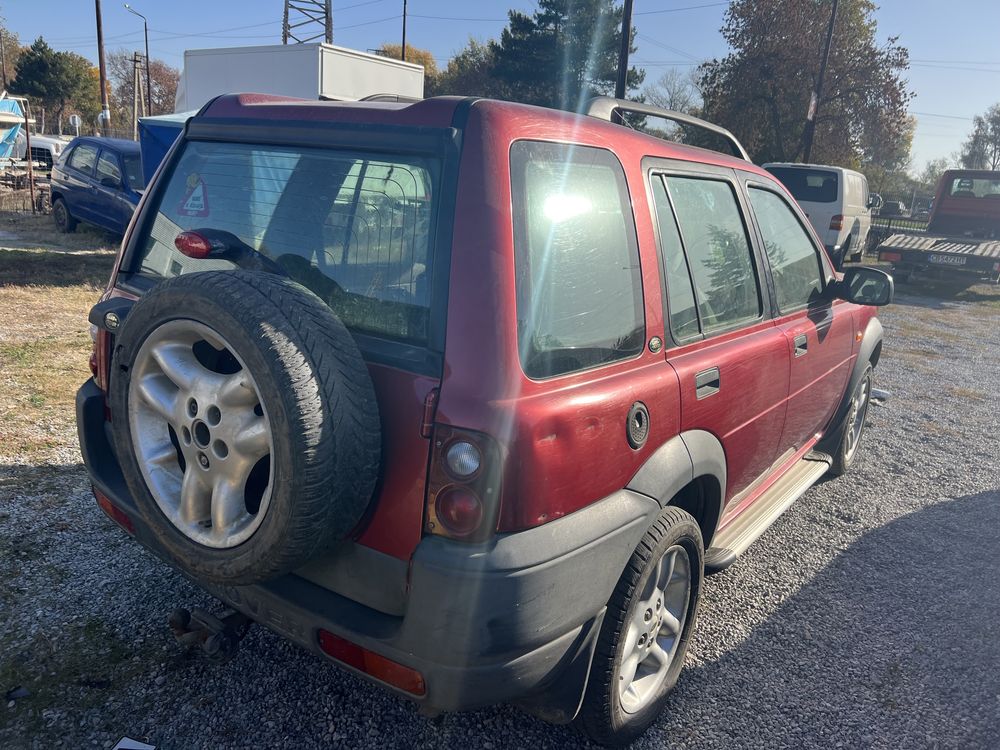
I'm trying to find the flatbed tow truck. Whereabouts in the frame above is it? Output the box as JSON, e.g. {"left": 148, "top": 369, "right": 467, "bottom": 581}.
{"left": 876, "top": 169, "right": 1000, "bottom": 283}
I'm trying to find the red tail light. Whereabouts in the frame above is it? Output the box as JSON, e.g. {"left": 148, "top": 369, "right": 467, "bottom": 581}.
{"left": 174, "top": 231, "right": 213, "bottom": 259}
{"left": 829, "top": 214, "right": 844, "bottom": 231}
{"left": 317, "top": 630, "right": 425, "bottom": 695}
{"left": 434, "top": 487, "right": 484, "bottom": 537}
{"left": 425, "top": 426, "right": 501, "bottom": 542}
{"left": 880, "top": 251, "right": 902, "bottom": 262}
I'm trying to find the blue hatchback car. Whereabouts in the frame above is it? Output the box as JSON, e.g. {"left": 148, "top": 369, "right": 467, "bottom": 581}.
{"left": 50, "top": 136, "right": 145, "bottom": 236}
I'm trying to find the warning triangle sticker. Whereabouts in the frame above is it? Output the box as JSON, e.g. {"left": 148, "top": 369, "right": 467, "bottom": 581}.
{"left": 178, "top": 178, "right": 209, "bottom": 217}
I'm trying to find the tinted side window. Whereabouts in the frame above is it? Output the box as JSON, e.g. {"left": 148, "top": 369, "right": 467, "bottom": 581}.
{"left": 68, "top": 143, "right": 98, "bottom": 175}
{"left": 511, "top": 141, "right": 644, "bottom": 379}
{"left": 96, "top": 151, "right": 121, "bottom": 185}
{"left": 650, "top": 176, "right": 699, "bottom": 341}
{"left": 664, "top": 176, "right": 761, "bottom": 333}
{"left": 748, "top": 187, "right": 824, "bottom": 311}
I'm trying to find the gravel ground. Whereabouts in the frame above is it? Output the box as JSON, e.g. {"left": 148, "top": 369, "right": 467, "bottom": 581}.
{"left": 2, "top": 272, "right": 999, "bottom": 749}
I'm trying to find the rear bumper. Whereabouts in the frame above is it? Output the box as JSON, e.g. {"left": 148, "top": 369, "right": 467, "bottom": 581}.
{"left": 77, "top": 379, "right": 658, "bottom": 716}
{"left": 878, "top": 246, "right": 1000, "bottom": 277}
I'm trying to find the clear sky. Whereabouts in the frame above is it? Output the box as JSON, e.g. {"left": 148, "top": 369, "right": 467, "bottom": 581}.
{"left": 2, "top": 0, "right": 998, "bottom": 171}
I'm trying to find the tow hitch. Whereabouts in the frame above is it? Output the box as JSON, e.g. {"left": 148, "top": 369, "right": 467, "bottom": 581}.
{"left": 168, "top": 607, "right": 253, "bottom": 663}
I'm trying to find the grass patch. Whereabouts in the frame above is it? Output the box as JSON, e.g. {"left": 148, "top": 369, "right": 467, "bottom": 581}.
{"left": 0, "top": 233, "right": 116, "bottom": 464}
{"left": 0, "top": 212, "right": 118, "bottom": 255}
{"left": 949, "top": 386, "right": 987, "bottom": 401}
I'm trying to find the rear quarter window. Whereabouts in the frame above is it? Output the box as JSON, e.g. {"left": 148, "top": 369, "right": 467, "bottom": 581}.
{"left": 510, "top": 140, "right": 644, "bottom": 379}
{"left": 131, "top": 141, "right": 440, "bottom": 345}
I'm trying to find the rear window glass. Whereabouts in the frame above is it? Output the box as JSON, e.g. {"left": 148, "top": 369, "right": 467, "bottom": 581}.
{"left": 133, "top": 141, "right": 439, "bottom": 345}
{"left": 947, "top": 176, "right": 1000, "bottom": 198}
{"left": 510, "top": 141, "right": 644, "bottom": 379}
{"left": 766, "top": 167, "right": 838, "bottom": 203}
{"left": 123, "top": 154, "right": 144, "bottom": 189}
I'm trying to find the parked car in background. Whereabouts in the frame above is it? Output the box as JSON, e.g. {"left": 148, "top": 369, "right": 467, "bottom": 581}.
{"left": 78, "top": 94, "right": 892, "bottom": 746}
{"left": 879, "top": 199, "right": 909, "bottom": 218}
{"left": 13, "top": 132, "right": 70, "bottom": 170}
{"left": 50, "top": 136, "right": 144, "bottom": 236}
{"left": 763, "top": 163, "right": 876, "bottom": 269}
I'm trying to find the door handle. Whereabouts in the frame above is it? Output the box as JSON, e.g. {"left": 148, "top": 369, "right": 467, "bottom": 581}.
{"left": 695, "top": 367, "right": 720, "bottom": 399}
{"left": 794, "top": 334, "right": 808, "bottom": 357}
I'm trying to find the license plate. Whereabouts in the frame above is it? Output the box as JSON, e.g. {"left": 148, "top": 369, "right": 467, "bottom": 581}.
{"left": 927, "top": 254, "right": 966, "bottom": 266}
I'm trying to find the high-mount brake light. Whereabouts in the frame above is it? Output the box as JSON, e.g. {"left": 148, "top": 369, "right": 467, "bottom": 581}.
{"left": 174, "top": 231, "right": 213, "bottom": 259}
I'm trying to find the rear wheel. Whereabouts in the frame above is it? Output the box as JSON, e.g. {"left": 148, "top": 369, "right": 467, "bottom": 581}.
{"left": 52, "top": 198, "right": 76, "bottom": 233}
{"left": 577, "top": 507, "right": 703, "bottom": 746}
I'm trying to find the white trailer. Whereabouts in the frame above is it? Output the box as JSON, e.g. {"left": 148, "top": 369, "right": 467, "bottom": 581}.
{"left": 174, "top": 43, "right": 424, "bottom": 112}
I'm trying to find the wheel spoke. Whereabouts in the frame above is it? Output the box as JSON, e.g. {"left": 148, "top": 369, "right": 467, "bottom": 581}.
{"left": 179, "top": 467, "right": 210, "bottom": 524}
{"left": 147, "top": 442, "right": 179, "bottom": 468}
{"left": 234, "top": 418, "right": 270, "bottom": 461}
{"left": 218, "top": 371, "right": 259, "bottom": 408}
{"left": 658, "top": 548, "right": 678, "bottom": 592}
{"left": 619, "top": 649, "right": 641, "bottom": 691}
{"left": 136, "top": 374, "right": 179, "bottom": 423}
{"left": 660, "top": 609, "right": 682, "bottom": 636}
{"left": 211, "top": 478, "right": 246, "bottom": 535}
{"left": 647, "top": 641, "right": 672, "bottom": 674}
{"left": 151, "top": 342, "right": 203, "bottom": 391}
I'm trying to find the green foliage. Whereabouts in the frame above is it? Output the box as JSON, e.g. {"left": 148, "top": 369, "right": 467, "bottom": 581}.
{"left": 428, "top": 38, "right": 502, "bottom": 98}
{"left": 10, "top": 38, "right": 99, "bottom": 132}
{"left": 960, "top": 104, "right": 1000, "bottom": 171}
{"left": 432, "top": 1, "right": 642, "bottom": 111}
{"left": 698, "top": 0, "right": 913, "bottom": 169}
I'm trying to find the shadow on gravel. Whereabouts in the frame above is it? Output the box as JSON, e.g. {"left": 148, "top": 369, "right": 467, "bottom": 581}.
{"left": 649, "top": 490, "right": 1000, "bottom": 749}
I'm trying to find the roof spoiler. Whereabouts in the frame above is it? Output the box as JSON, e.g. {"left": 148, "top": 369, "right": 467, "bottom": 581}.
{"left": 584, "top": 96, "right": 750, "bottom": 162}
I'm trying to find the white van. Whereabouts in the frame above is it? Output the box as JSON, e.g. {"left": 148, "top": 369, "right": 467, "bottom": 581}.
{"left": 763, "top": 163, "right": 875, "bottom": 268}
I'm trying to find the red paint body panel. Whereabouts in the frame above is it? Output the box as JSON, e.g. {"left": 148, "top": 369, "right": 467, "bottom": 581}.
{"left": 352, "top": 365, "right": 436, "bottom": 559}
{"left": 667, "top": 320, "right": 789, "bottom": 502}
{"left": 775, "top": 301, "right": 856, "bottom": 450}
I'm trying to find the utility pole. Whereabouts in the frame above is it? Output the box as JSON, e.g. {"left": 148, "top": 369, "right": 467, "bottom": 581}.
{"left": 401, "top": 0, "right": 407, "bottom": 62}
{"left": 615, "top": 0, "right": 635, "bottom": 100}
{"left": 1, "top": 33, "right": 7, "bottom": 90}
{"left": 282, "top": 1, "right": 333, "bottom": 44}
{"left": 802, "top": 0, "right": 839, "bottom": 163}
{"left": 95, "top": 0, "right": 111, "bottom": 135}
{"left": 125, "top": 5, "right": 152, "bottom": 116}
{"left": 131, "top": 52, "right": 141, "bottom": 139}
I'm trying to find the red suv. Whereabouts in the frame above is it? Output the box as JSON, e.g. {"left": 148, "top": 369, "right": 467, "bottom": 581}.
{"left": 77, "top": 94, "right": 892, "bottom": 745}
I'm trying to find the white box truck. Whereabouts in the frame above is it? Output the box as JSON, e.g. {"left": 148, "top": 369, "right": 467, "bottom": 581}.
{"left": 174, "top": 43, "right": 424, "bottom": 112}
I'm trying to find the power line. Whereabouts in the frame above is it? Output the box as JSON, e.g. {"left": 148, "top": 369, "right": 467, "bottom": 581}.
{"left": 409, "top": 14, "right": 506, "bottom": 22}
{"left": 911, "top": 111, "right": 975, "bottom": 121}
{"left": 635, "top": 2, "right": 728, "bottom": 16}
{"left": 636, "top": 33, "right": 700, "bottom": 62}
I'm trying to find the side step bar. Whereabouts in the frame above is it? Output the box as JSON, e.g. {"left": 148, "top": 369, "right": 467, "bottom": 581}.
{"left": 704, "top": 451, "right": 831, "bottom": 574}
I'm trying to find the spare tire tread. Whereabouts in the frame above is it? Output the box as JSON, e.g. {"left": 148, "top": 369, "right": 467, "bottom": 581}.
{"left": 110, "top": 270, "right": 381, "bottom": 584}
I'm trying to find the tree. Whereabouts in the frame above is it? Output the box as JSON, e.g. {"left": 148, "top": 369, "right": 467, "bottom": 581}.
{"left": 643, "top": 68, "right": 701, "bottom": 114}
{"left": 0, "top": 23, "right": 23, "bottom": 87}
{"left": 960, "top": 104, "right": 1000, "bottom": 170}
{"left": 107, "top": 49, "right": 180, "bottom": 126}
{"left": 376, "top": 43, "right": 439, "bottom": 95}
{"left": 428, "top": 38, "right": 502, "bottom": 98}
{"left": 10, "top": 39, "right": 99, "bottom": 133}
{"left": 698, "top": 0, "right": 912, "bottom": 167}
{"left": 489, "top": 0, "right": 643, "bottom": 111}
{"left": 916, "top": 157, "right": 952, "bottom": 193}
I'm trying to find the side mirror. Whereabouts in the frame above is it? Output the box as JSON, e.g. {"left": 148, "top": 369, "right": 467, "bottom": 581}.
{"left": 835, "top": 266, "right": 893, "bottom": 307}
{"left": 866, "top": 195, "right": 880, "bottom": 209}
{"left": 100, "top": 176, "right": 121, "bottom": 189}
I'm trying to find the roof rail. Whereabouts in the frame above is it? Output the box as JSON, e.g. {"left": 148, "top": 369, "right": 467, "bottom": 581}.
{"left": 584, "top": 96, "right": 750, "bottom": 162}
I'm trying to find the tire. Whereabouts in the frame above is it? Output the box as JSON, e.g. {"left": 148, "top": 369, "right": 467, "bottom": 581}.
{"left": 109, "top": 270, "right": 381, "bottom": 585}
{"left": 577, "top": 507, "right": 704, "bottom": 746}
{"left": 52, "top": 198, "right": 77, "bottom": 233}
{"left": 827, "top": 363, "right": 873, "bottom": 477}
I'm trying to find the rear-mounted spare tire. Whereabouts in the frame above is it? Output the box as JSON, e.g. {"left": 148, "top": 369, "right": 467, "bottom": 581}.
{"left": 108, "top": 271, "right": 381, "bottom": 585}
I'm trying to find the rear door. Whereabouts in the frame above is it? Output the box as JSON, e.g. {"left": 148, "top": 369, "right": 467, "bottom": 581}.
{"left": 649, "top": 164, "right": 789, "bottom": 502}
{"left": 744, "top": 179, "right": 855, "bottom": 451}
{"left": 94, "top": 148, "right": 130, "bottom": 233}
